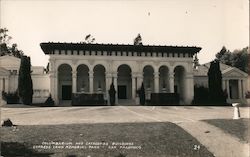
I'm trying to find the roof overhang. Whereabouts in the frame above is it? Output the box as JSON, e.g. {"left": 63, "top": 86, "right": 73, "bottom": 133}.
{"left": 40, "top": 42, "right": 202, "bottom": 55}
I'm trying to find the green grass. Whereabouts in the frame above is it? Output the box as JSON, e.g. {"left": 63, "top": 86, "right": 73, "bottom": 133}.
{"left": 203, "top": 118, "right": 250, "bottom": 143}
{"left": 1, "top": 122, "right": 215, "bottom": 157}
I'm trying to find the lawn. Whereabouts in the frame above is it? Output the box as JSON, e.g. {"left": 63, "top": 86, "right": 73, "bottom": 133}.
{"left": 203, "top": 118, "right": 250, "bottom": 143}
{"left": 1, "top": 122, "right": 214, "bottom": 157}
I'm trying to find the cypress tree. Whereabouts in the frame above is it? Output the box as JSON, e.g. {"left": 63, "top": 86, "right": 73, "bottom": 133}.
{"left": 18, "top": 56, "right": 33, "bottom": 105}
{"left": 139, "top": 82, "right": 146, "bottom": 105}
{"left": 207, "top": 60, "right": 226, "bottom": 105}
{"left": 108, "top": 82, "right": 116, "bottom": 106}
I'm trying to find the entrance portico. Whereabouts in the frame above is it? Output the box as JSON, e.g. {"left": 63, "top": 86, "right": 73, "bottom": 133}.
{"left": 41, "top": 42, "right": 201, "bottom": 105}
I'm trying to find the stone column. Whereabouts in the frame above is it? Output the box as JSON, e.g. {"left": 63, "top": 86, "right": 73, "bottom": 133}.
{"left": 49, "top": 59, "right": 59, "bottom": 105}
{"left": 0, "top": 78, "right": 2, "bottom": 101}
{"left": 136, "top": 73, "right": 143, "bottom": 90}
{"left": 154, "top": 72, "right": 159, "bottom": 93}
{"left": 72, "top": 70, "right": 77, "bottom": 93}
{"left": 226, "top": 79, "right": 231, "bottom": 100}
{"left": 89, "top": 71, "right": 94, "bottom": 93}
{"left": 113, "top": 72, "right": 118, "bottom": 104}
{"left": 185, "top": 73, "right": 194, "bottom": 105}
{"left": 105, "top": 72, "right": 112, "bottom": 105}
{"left": 169, "top": 72, "right": 175, "bottom": 93}
{"left": 222, "top": 79, "right": 226, "bottom": 90}
{"left": 238, "top": 79, "right": 242, "bottom": 99}
{"left": 50, "top": 70, "right": 58, "bottom": 105}
{"left": 242, "top": 79, "right": 247, "bottom": 99}
{"left": 5, "top": 77, "right": 9, "bottom": 93}
{"left": 132, "top": 73, "right": 136, "bottom": 99}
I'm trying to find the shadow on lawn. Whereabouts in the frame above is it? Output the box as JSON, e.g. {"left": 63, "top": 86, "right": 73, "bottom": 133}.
{"left": 1, "top": 142, "right": 54, "bottom": 157}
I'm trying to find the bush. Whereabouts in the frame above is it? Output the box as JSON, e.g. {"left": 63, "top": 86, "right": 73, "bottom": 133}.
{"left": 245, "top": 91, "right": 250, "bottom": 99}
{"left": 44, "top": 94, "right": 55, "bottom": 106}
{"left": 138, "top": 83, "right": 145, "bottom": 105}
{"left": 109, "top": 82, "right": 116, "bottom": 106}
{"left": 2, "top": 91, "right": 20, "bottom": 104}
{"left": 1, "top": 118, "right": 13, "bottom": 127}
{"left": 192, "top": 86, "right": 210, "bottom": 105}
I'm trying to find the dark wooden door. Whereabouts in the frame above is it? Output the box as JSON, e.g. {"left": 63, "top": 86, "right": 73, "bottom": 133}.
{"left": 62, "top": 85, "right": 72, "bottom": 100}
{"left": 118, "top": 85, "right": 127, "bottom": 99}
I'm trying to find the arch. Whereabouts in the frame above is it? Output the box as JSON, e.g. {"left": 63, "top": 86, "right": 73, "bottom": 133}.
{"left": 173, "top": 63, "right": 188, "bottom": 73}
{"left": 143, "top": 65, "right": 154, "bottom": 100}
{"left": 117, "top": 64, "right": 132, "bottom": 99}
{"left": 159, "top": 65, "right": 170, "bottom": 92}
{"left": 142, "top": 63, "right": 157, "bottom": 73}
{"left": 92, "top": 62, "right": 108, "bottom": 72}
{"left": 58, "top": 64, "right": 72, "bottom": 100}
{"left": 174, "top": 65, "right": 186, "bottom": 103}
{"left": 77, "top": 64, "right": 89, "bottom": 92}
{"left": 93, "top": 64, "right": 106, "bottom": 93}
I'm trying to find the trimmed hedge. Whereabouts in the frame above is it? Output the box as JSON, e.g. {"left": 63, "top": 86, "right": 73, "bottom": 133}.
{"left": 72, "top": 93, "right": 105, "bottom": 106}
{"left": 2, "top": 91, "right": 20, "bottom": 104}
{"left": 149, "top": 93, "right": 179, "bottom": 105}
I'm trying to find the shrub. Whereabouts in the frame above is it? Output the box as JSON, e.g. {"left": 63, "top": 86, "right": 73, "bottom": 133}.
{"left": 2, "top": 91, "right": 19, "bottom": 104}
{"left": 192, "top": 86, "right": 210, "bottom": 105}
{"left": 18, "top": 55, "right": 33, "bottom": 105}
{"left": 2, "top": 118, "right": 13, "bottom": 127}
{"left": 245, "top": 91, "right": 250, "bottom": 99}
{"left": 139, "top": 82, "right": 145, "bottom": 105}
{"left": 109, "top": 82, "right": 116, "bottom": 106}
{"left": 44, "top": 94, "right": 55, "bottom": 106}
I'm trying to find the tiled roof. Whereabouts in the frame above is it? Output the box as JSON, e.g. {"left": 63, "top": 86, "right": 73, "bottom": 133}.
{"left": 40, "top": 42, "right": 202, "bottom": 55}
{"left": 194, "top": 62, "right": 241, "bottom": 76}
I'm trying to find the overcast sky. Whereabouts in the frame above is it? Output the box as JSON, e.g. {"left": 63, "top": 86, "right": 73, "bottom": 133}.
{"left": 0, "top": 0, "right": 249, "bottom": 66}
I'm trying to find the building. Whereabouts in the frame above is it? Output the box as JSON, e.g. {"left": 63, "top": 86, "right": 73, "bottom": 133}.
{"left": 40, "top": 42, "right": 201, "bottom": 105}
{"left": 194, "top": 63, "right": 248, "bottom": 104}
{"left": 0, "top": 55, "right": 50, "bottom": 104}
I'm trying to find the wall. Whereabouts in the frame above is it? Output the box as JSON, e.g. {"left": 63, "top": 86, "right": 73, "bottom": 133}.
{"left": 32, "top": 74, "right": 50, "bottom": 103}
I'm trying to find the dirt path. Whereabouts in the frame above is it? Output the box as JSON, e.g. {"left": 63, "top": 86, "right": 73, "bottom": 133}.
{"left": 178, "top": 121, "right": 249, "bottom": 157}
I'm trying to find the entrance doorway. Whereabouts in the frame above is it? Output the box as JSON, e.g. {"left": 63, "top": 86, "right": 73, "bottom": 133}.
{"left": 118, "top": 85, "right": 127, "bottom": 99}
{"left": 62, "top": 85, "right": 72, "bottom": 100}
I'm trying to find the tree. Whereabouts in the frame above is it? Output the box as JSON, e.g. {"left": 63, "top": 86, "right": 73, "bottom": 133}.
{"left": 108, "top": 82, "right": 116, "bottom": 106}
{"left": 84, "top": 34, "right": 95, "bottom": 44}
{"left": 139, "top": 82, "right": 146, "bottom": 105}
{"left": 207, "top": 60, "right": 227, "bottom": 105}
{"left": 215, "top": 46, "right": 248, "bottom": 73}
{"left": 133, "top": 33, "right": 143, "bottom": 45}
{"left": 18, "top": 56, "right": 33, "bottom": 105}
{"left": 0, "top": 27, "right": 23, "bottom": 58}
{"left": 193, "top": 53, "right": 200, "bottom": 69}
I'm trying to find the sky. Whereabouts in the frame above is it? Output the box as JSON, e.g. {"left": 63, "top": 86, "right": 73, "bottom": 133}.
{"left": 0, "top": 0, "right": 249, "bottom": 67}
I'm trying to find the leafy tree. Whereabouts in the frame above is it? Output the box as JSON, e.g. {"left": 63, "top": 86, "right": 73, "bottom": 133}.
{"left": 215, "top": 46, "right": 248, "bottom": 73}
{"left": 139, "top": 82, "right": 146, "bottom": 105}
{"left": 0, "top": 28, "right": 23, "bottom": 58}
{"left": 207, "top": 60, "right": 227, "bottom": 105}
{"left": 84, "top": 34, "right": 95, "bottom": 44}
{"left": 133, "top": 33, "right": 143, "bottom": 45}
{"left": 18, "top": 56, "right": 33, "bottom": 105}
{"left": 193, "top": 53, "right": 200, "bottom": 69}
{"left": 108, "top": 82, "right": 116, "bottom": 106}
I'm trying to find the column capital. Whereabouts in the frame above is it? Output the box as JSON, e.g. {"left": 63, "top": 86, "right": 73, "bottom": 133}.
{"left": 49, "top": 71, "right": 57, "bottom": 78}
{"left": 112, "top": 72, "right": 118, "bottom": 78}
{"left": 185, "top": 73, "right": 193, "bottom": 79}
{"left": 72, "top": 70, "right": 77, "bottom": 78}
{"left": 89, "top": 71, "right": 94, "bottom": 77}
{"left": 154, "top": 72, "right": 160, "bottom": 78}
{"left": 105, "top": 72, "right": 113, "bottom": 78}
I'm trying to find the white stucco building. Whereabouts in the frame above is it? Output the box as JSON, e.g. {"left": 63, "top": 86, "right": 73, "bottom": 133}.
{"left": 40, "top": 42, "right": 201, "bottom": 105}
